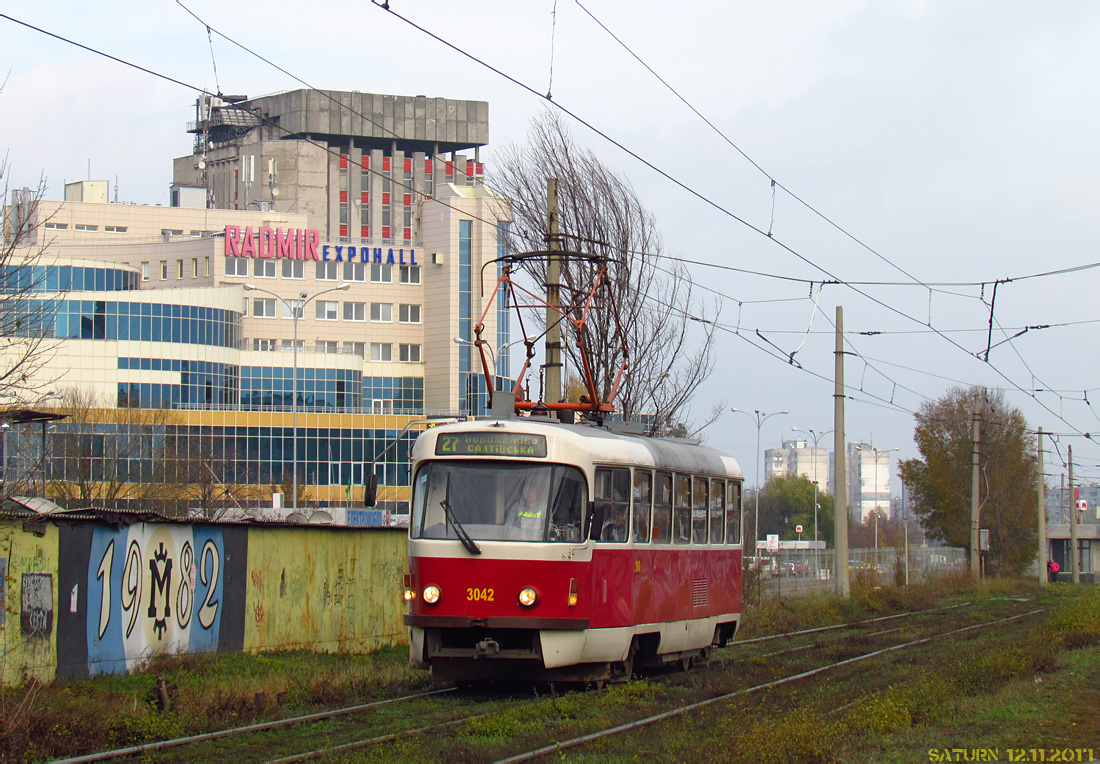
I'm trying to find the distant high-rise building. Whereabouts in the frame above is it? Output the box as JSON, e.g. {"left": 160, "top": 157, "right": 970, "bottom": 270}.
{"left": 764, "top": 439, "right": 830, "bottom": 493}
{"left": 846, "top": 443, "right": 893, "bottom": 522}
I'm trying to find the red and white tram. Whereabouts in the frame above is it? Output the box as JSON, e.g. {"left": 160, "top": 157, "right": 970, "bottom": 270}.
{"left": 403, "top": 417, "right": 744, "bottom": 684}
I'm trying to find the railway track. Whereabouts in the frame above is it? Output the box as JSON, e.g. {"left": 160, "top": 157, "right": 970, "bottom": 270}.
{"left": 52, "top": 597, "right": 1040, "bottom": 763}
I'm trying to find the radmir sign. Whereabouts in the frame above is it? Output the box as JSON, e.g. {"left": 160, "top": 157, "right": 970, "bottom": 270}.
{"left": 223, "top": 225, "right": 418, "bottom": 265}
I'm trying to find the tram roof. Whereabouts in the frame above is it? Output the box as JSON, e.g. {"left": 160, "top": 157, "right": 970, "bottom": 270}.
{"left": 415, "top": 417, "right": 743, "bottom": 479}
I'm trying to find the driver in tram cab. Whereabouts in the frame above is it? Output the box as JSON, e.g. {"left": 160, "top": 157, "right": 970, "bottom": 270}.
{"left": 505, "top": 479, "right": 545, "bottom": 540}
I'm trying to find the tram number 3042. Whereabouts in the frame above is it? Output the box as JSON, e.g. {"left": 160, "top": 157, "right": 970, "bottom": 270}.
{"left": 466, "top": 587, "right": 495, "bottom": 602}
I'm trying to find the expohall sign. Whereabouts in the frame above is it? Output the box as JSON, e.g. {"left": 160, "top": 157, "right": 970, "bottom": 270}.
{"left": 223, "top": 225, "right": 418, "bottom": 265}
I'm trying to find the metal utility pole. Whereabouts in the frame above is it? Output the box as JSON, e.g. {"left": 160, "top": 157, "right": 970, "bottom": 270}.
{"left": 545, "top": 178, "right": 563, "bottom": 406}
{"left": 1069, "top": 444, "right": 1078, "bottom": 583}
{"left": 970, "top": 411, "right": 981, "bottom": 578}
{"left": 1037, "top": 428, "right": 1047, "bottom": 587}
{"left": 833, "top": 306, "right": 849, "bottom": 597}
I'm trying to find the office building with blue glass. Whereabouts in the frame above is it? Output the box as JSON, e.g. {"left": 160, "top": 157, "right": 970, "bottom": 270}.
{"left": 1, "top": 90, "right": 512, "bottom": 521}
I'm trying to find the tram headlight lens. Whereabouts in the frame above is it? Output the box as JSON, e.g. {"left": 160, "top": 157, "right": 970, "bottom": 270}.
{"left": 403, "top": 588, "right": 416, "bottom": 602}
{"left": 518, "top": 587, "right": 539, "bottom": 607}
{"left": 422, "top": 585, "right": 441, "bottom": 605}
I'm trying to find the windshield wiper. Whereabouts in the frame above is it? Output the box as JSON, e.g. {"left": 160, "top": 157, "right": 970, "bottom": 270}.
{"left": 441, "top": 474, "right": 481, "bottom": 555}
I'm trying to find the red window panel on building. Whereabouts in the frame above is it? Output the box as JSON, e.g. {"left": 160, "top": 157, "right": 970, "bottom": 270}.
{"left": 382, "top": 157, "right": 391, "bottom": 172}
{"left": 361, "top": 192, "right": 369, "bottom": 204}
{"left": 339, "top": 191, "right": 348, "bottom": 203}
{"left": 475, "top": 162, "right": 484, "bottom": 175}
{"left": 404, "top": 157, "right": 412, "bottom": 173}
{"left": 445, "top": 161, "right": 453, "bottom": 176}
{"left": 361, "top": 226, "right": 369, "bottom": 238}
{"left": 425, "top": 159, "right": 433, "bottom": 174}
{"left": 382, "top": 226, "right": 391, "bottom": 239}
{"left": 403, "top": 227, "right": 411, "bottom": 241}
{"left": 363, "top": 157, "right": 370, "bottom": 169}
{"left": 339, "top": 224, "right": 348, "bottom": 237}
{"left": 403, "top": 194, "right": 412, "bottom": 207}
{"left": 382, "top": 193, "right": 390, "bottom": 206}
{"left": 466, "top": 161, "right": 474, "bottom": 176}
{"left": 339, "top": 154, "right": 348, "bottom": 169}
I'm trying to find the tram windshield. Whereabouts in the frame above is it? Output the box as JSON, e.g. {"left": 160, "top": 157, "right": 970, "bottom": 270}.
{"left": 411, "top": 461, "right": 587, "bottom": 543}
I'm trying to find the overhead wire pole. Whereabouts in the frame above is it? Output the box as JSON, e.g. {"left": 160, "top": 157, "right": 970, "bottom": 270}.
{"left": 833, "top": 306, "right": 849, "bottom": 597}
{"left": 545, "top": 178, "right": 562, "bottom": 406}
{"left": 970, "top": 411, "right": 981, "bottom": 578}
{"left": 1037, "top": 427, "right": 1047, "bottom": 587}
{"left": 1069, "top": 444, "right": 1078, "bottom": 583}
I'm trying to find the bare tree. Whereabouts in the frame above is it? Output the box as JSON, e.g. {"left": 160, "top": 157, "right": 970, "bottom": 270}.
{"left": 490, "top": 111, "right": 720, "bottom": 434}
{"left": 47, "top": 388, "right": 174, "bottom": 509}
{"left": 158, "top": 434, "right": 264, "bottom": 520}
{"left": 0, "top": 159, "right": 62, "bottom": 409}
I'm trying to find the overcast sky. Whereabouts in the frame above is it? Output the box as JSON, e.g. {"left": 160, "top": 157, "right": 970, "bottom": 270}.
{"left": 3, "top": 1, "right": 1099, "bottom": 494}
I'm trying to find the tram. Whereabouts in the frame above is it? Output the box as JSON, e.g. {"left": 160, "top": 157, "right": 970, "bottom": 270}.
{"left": 403, "top": 416, "right": 744, "bottom": 684}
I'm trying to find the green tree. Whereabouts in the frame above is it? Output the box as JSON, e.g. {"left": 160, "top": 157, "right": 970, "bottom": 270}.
{"left": 899, "top": 385, "right": 1037, "bottom": 576}
{"left": 755, "top": 474, "right": 835, "bottom": 544}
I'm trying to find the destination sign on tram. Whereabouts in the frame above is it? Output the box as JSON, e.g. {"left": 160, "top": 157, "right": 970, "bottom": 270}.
{"left": 435, "top": 432, "right": 547, "bottom": 458}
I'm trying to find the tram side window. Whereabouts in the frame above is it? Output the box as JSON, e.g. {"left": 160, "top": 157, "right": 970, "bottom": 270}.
{"left": 632, "top": 470, "right": 652, "bottom": 543}
{"left": 692, "top": 477, "right": 709, "bottom": 544}
{"left": 726, "top": 481, "right": 742, "bottom": 544}
{"left": 674, "top": 474, "right": 691, "bottom": 544}
{"left": 710, "top": 479, "right": 726, "bottom": 544}
{"left": 595, "top": 467, "right": 630, "bottom": 542}
{"left": 653, "top": 472, "right": 673, "bottom": 544}
{"left": 549, "top": 467, "right": 585, "bottom": 543}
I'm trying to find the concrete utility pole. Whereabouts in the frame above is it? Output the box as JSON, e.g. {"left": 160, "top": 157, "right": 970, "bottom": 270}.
{"left": 970, "top": 411, "right": 981, "bottom": 578}
{"left": 1037, "top": 428, "right": 1047, "bottom": 587}
{"left": 1070, "top": 444, "right": 1078, "bottom": 583}
{"left": 545, "top": 178, "right": 562, "bottom": 406}
{"left": 833, "top": 306, "right": 849, "bottom": 597}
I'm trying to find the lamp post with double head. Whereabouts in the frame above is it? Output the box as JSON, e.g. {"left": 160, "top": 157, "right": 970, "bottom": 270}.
{"left": 791, "top": 427, "right": 833, "bottom": 541}
{"left": 854, "top": 445, "right": 899, "bottom": 549}
{"left": 731, "top": 408, "right": 789, "bottom": 562}
{"left": 245, "top": 282, "right": 350, "bottom": 514}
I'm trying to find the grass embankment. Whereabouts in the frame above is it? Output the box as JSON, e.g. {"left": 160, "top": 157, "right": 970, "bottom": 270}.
{"left": 665, "top": 577, "right": 1100, "bottom": 763}
{"left": 2, "top": 575, "right": 1097, "bottom": 762}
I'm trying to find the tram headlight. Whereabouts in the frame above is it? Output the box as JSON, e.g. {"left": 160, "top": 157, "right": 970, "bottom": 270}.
{"left": 518, "top": 587, "right": 539, "bottom": 608}
{"left": 422, "top": 585, "right": 441, "bottom": 605}
{"left": 403, "top": 587, "right": 416, "bottom": 602}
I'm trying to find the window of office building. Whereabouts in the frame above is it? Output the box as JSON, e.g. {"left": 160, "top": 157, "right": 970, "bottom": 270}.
{"left": 253, "top": 338, "right": 276, "bottom": 351}
{"left": 344, "top": 341, "right": 365, "bottom": 358}
{"left": 225, "top": 257, "right": 248, "bottom": 277}
{"left": 398, "top": 304, "right": 421, "bottom": 323}
{"left": 141, "top": 262, "right": 150, "bottom": 281}
{"left": 75, "top": 224, "right": 98, "bottom": 232}
{"left": 370, "top": 342, "right": 392, "bottom": 362}
{"left": 254, "top": 259, "right": 275, "bottom": 278}
{"left": 399, "top": 344, "right": 421, "bottom": 363}
{"left": 191, "top": 258, "right": 199, "bottom": 278}
{"left": 370, "top": 303, "right": 392, "bottom": 322}
{"left": 281, "top": 339, "right": 304, "bottom": 352}
{"left": 160, "top": 261, "right": 168, "bottom": 280}
{"left": 343, "top": 301, "right": 366, "bottom": 322}
{"left": 399, "top": 265, "right": 421, "bottom": 284}
{"left": 105, "top": 225, "right": 127, "bottom": 233}
{"left": 371, "top": 263, "right": 392, "bottom": 283}
{"left": 316, "top": 261, "right": 339, "bottom": 280}
{"left": 344, "top": 262, "right": 366, "bottom": 282}
{"left": 316, "top": 300, "right": 338, "bottom": 320}
{"left": 177, "top": 260, "right": 184, "bottom": 279}
{"left": 282, "top": 260, "right": 304, "bottom": 279}
{"left": 253, "top": 298, "right": 276, "bottom": 317}
{"left": 317, "top": 340, "right": 339, "bottom": 354}
{"left": 281, "top": 299, "right": 304, "bottom": 320}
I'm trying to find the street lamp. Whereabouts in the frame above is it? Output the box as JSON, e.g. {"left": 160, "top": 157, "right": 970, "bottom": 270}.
{"left": 452, "top": 336, "right": 518, "bottom": 379}
{"left": 854, "top": 445, "right": 899, "bottom": 549}
{"left": 245, "top": 281, "right": 350, "bottom": 514}
{"left": 730, "top": 408, "right": 789, "bottom": 564}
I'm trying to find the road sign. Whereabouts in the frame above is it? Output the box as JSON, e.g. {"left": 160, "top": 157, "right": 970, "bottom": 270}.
{"left": 766, "top": 534, "right": 780, "bottom": 552}
{"left": 795, "top": 525, "right": 803, "bottom": 534}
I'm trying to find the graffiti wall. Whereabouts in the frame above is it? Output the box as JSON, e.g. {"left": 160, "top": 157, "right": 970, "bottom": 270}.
{"left": 0, "top": 518, "right": 407, "bottom": 684}
{"left": 244, "top": 529, "right": 407, "bottom": 654}
{"left": 0, "top": 523, "right": 60, "bottom": 685}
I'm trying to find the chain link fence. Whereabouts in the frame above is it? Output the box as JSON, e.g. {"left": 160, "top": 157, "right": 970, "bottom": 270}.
{"left": 747, "top": 546, "right": 968, "bottom": 599}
